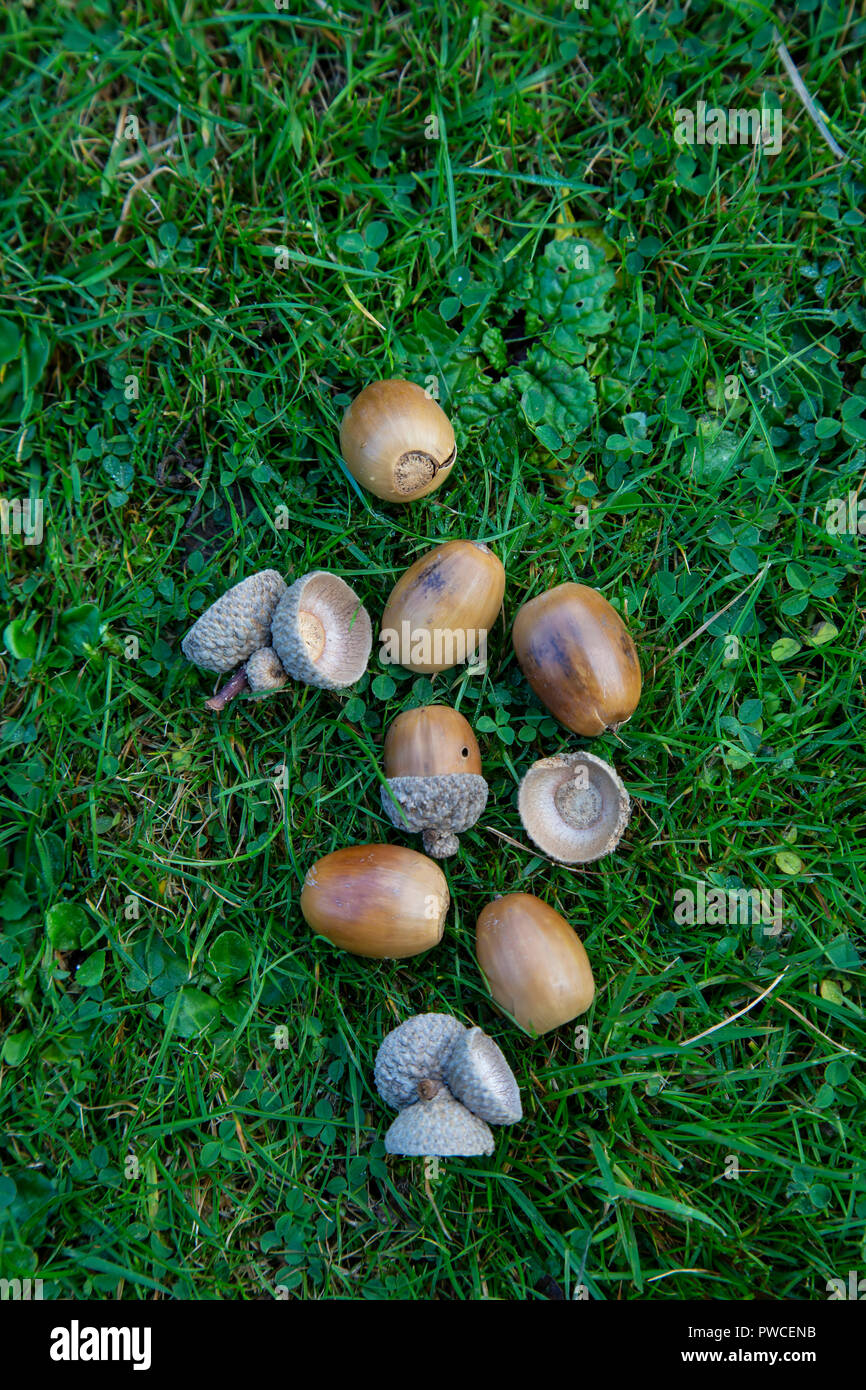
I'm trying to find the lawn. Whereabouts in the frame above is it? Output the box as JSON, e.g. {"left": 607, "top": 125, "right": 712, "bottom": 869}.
{"left": 1, "top": 0, "right": 864, "bottom": 1302}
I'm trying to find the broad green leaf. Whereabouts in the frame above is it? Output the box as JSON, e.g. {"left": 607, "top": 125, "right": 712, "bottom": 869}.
{"left": 45, "top": 902, "right": 89, "bottom": 950}
{"left": 814, "top": 417, "right": 840, "bottom": 439}
{"left": 364, "top": 220, "right": 388, "bottom": 249}
{"left": 2, "top": 1031, "right": 32, "bottom": 1066}
{"left": 56, "top": 604, "right": 101, "bottom": 655}
{"left": 684, "top": 418, "right": 745, "bottom": 483}
{"left": 0, "top": 318, "right": 20, "bottom": 365}
{"left": 825, "top": 936, "right": 860, "bottom": 970}
{"left": 527, "top": 237, "right": 615, "bottom": 361}
{"left": 606, "top": 308, "right": 700, "bottom": 390}
{"left": 739, "top": 699, "right": 763, "bottom": 722}
{"left": 208, "top": 931, "right": 251, "bottom": 983}
{"left": 730, "top": 545, "right": 760, "bottom": 575}
{"left": 3, "top": 620, "right": 37, "bottom": 660}
{"left": 103, "top": 456, "right": 134, "bottom": 489}
{"left": 786, "top": 561, "right": 811, "bottom": 590}
{"left": 771, "top": 637, "right": 801, "bottom": 662}
{"left": 819, "top": 980, "right": 846, "bottom": 1006}
{"left": 75, "top": 950, "right": 106, "bottom": 987}
{"left": 172, "top": 988, "right": 220, "bottom": 1037}
{"left": 370, "top": 674, "right": 396, "bottom": 700}
{"left": 512, "top": 347, "right": 595, "bottom": 452}
{"left": 808, "top": 621, "right": 838, "bottom": 646}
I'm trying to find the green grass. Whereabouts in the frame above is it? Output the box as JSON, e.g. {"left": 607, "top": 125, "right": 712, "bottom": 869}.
{"left": 1, "top": 0, "right": 864, "bottom": 1301}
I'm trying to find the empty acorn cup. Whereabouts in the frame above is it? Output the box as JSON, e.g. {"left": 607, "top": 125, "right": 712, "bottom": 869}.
{"left": 270, "top": 571, "right": 372, "bottom": 691}
{"left": 181, "top": 568, "right": 372, "bottom": 710}
{"left": 518, "top": 751, "right": 630, "bottom": 864}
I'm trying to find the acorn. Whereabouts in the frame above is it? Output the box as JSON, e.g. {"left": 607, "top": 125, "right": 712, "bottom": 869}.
{"left": 475, "top": 892, "right": 595, "bottom": 1034}
{"left": 512, "top": 582, "right": 641, "bottom": 735}
{"left": 518, "top": 751, "right": 630, "bottom": 864}
{"left": 380, "top": 540, "right": 505, "bottom": 674}
{"left": 340, "top": 379, "right": 457, "bottom": 503}
{"left": 374, "top": 1012, "right": 521, "bottom": 1156}
{"left": 380, "top": 705, "right": 488, "bottom": 858}
{"left": 270, "top": 571, "right": 372, "bottom": 690}
{"left": 300, "top": 844, "right": 449, "bottom": 959}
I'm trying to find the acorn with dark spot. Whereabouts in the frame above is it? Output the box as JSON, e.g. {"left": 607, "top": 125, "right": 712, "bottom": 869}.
{"left": 380, "top": 704, "right": 489, "bottom": 858}
{"left": 512, "top": 582, "right": 641, "bottom": 736}
{"left": 380, "top": 540, "right": 505, "bottom": 674}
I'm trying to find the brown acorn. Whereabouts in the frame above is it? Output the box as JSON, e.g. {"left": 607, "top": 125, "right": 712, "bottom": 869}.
{"left": 380, "top": 540, "right": 505, "bottom": 674}
{"left": 340, "top": 380, "right": 457, "bottom": 503}
{"left": 300, "top": 844, "right": 448, "bottom": 959}
{"left": 512, "top": 582, "right": 641, "bottom": 736}
{"left": 381, "top": 705, "right": 488, "bottom": 858}
{"left": 475, "top": 892, "right": 595, "bottom": 1034}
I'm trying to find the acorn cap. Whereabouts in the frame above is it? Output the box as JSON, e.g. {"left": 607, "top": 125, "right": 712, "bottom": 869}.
{"left": 518, "top": 751, "right": 630, "bottom": 864}
{"left": 441, "top": 1027, "right": 522, "bottom": 1125}
{"left": 181, "top": 570, "right": 288, "bottom": 673}
{"left": 381, "top": 773, "right": 488, "bottom": 858}
{"left": 384, "top": 1094, "right": 495, "bottom": 1157}
{"left": 270, "top": 571, "right": 372, "bottom": 690}
{"left": 374, "top": 1013, "right": 465, "bottom": 1109}
{"left": 245, "top": 646, "right": 289, "bottom": 692}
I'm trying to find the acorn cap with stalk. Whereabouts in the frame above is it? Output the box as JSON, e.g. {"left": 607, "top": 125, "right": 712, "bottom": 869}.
{"left": 374, "top": 1012, "right": 521, "bottom": 1157}
{"left": 181, "top": 570, "right": 288, "bottom": 673}
{"left": 374, "top": 1013, "right": 465, "bottom": 1109}
{"left": 518, "top": 751, "right": 630, "bottom": 864}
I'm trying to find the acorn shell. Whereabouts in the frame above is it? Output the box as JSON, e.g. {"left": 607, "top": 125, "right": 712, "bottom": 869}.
{"left": 181, "top": 570, "right": 288, "bottom": 673}
{"left": 512, "top": 582, "right": 641, "bottom": 735}
{"left": 383, "top": 705, "right": 483, "bottom": 777}
{"left": 384, "top": 1094, "right": 494, "bottom": 1157}
{"left": 271, "top": 571, "right": 372, "bottom": 690}
{"left": 475, "top": 892, "right": 595, "bottom": 1034}
{"left": 340, "top": 379, "right": 457, "bottom": 503}
{"left": 300, "top": 844, "right": 449, "bottom": 959}
{"left": 518, "top": 751, "right": 630, "bottom": 863}
{"left": 380, "top": 541, "right": 505, "bottom": 674}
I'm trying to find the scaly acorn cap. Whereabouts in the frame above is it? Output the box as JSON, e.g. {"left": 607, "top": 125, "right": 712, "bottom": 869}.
{"left": 518, "top": 751, "right": 630, "bottom": 864}
{"left": 374, "top": 1013, "right": 465, "bottom": 1109}
{"left": 384, "top": 1094, "right": 495, "bottom": 1157}
{"left": 245, "top": 646, "right": 289, "bottom": 693}
{"left": 380, "top": 773, "right": 488, "bottom": 858}
{"left": 181, "top": 570, "right": 288, "bottom": 673}
{"left": 270, "top": 571, "right": 372, "bottom": 690}
{"left": 442, "top": 1026, "right": 522, "bottom": 1125}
